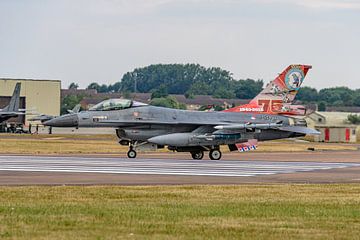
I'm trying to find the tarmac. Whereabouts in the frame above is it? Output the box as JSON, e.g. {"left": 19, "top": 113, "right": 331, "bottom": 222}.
{"left": 0, "top": 151, "right": 360, "bottom": 185}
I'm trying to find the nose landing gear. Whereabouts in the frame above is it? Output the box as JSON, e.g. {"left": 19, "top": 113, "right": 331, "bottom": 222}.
{"left": 127, "top": 147, "right": 137, "bottom": 158}
{"left": 126, "top": 141, "right": 137, "bottom": 159}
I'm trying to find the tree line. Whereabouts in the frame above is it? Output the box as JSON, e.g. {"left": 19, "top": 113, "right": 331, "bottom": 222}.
{"left": 295, "top": 86, "right": 360, "bottom": 108}
{"left": 69, "top": 64, "right": 263, "bottom": 100}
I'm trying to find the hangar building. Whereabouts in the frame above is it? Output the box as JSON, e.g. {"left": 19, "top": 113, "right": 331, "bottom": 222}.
{"left": 306, "top": 112, "right": 358, "bottom": 143}
{"left": 0, "top": 78, "right": 61, "bottom": 125}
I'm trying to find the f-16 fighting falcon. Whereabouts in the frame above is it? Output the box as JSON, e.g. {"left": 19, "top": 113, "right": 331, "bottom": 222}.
{"left": 29, "top": 104, "right": 81, "bottom": 123}
{"left": 0, "top": 82, "right": 24, "bottom": 123}
{"left": 44, "top": 99, "right": 319, "bottom": 160}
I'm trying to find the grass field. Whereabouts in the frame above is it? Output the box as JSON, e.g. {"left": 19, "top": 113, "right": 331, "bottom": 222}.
{"left": 0, "top": 134, "right": 357, "bottom": 154}
{"left": 0, "top": 185, "right": 359, "bottom": 240}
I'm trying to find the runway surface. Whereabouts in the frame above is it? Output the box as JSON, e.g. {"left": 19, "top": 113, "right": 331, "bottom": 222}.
{"left": 0, "top": 155, "right": 359, "bottom": 177}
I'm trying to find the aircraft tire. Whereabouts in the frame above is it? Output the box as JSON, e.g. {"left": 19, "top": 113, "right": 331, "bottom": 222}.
{"left": 209, "top": 149, "right": 222, "bottom": 160}
{"left": 191, "top": 151, "right": 204, "bottom": 160}
{"left": 127, "top": 149, "right": 137, "bottom": 158}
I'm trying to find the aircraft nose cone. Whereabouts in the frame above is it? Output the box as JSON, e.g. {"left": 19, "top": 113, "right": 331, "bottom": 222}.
{"left": 44, "top": 114, "right": 79, "bottom": 127}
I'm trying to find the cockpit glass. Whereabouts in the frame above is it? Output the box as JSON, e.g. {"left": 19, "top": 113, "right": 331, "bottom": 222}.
{"left": 89, "top": 99, "right": 132, "bottom": 111}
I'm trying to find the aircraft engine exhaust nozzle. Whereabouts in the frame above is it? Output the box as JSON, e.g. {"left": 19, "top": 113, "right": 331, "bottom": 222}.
{"left": 43, "top": 114, "right": 79, "bottom": 127}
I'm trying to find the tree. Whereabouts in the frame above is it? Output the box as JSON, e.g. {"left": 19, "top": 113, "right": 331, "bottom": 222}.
{"left": 108, "top": 82, "right": 122, "bottom": 92}
{"left": 318, "top": 101, "right": 326, "bottom": 111}
{"left": 98, "top": 84, "right": 109, "bottom": 93}
{"left": 234, "top": 79, "right": 263, "bottom": 99}
{"left": 86, "top": 82, "right": 101, "bottom": 92}
{"left": 213, "top": 87, "right": 236, "bottom": 99}
{"left": 319, "top": 87, "right": 354, "bottom": 106}
{"left": 151, "top": 84, "right": 168, "bottom": 99}
{"left": 118, "top": 64, "right": 267, "bottom": 100}
{"left": 150, "top": 96, "right": 186, "bottom": 109}
{"left": 61, "top": 95, "right": 83, "bottom": 115}
{"left": 120, "top": 64, "right": 236, "bottom": 96}
{"left": 347, "top": 114, "right": 360, "bottom": 124}
{"left": 68, "top": 82, "right": 79, "bottom": 90}
{"left": 185, "top": 81, "right": 212, "bottom": 96}
{"left": 296, "top": 86, "right": 318, "bottom": 102}
{"left": 352, "top": 90, "right": 360, "bottom": 106}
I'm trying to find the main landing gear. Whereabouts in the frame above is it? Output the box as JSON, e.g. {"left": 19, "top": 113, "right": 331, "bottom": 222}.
{"left": 191, "top": 151, "right": 204, "bottom": 160}
{"left": 190, "top": 148, "right": 222, "bottom": 160}
{"left": 209, "top": 149, "right": 222, "bottom": 160}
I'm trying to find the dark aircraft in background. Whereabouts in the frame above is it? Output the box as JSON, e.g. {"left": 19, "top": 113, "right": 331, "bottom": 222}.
{"left": 225, "top": 64, "right": 312, "bottom": 116}
{"left": 44, "top": 99, "right": 319, "bottom": 160}
{"left": 29, "top": 104, "right": 81, "bottom": 123}
{"left": 0, "top": 82, "right": 24, "bottom": 123}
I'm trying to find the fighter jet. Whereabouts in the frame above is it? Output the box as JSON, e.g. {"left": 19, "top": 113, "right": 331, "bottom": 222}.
{"left": 44, "top": 98, "right": 319, "bottom": 160}
{"left": 0, "top": 83, "right": 24, "bottom": 123}
{"left": 29, "top": 104, "right": 81, "bottom": 123}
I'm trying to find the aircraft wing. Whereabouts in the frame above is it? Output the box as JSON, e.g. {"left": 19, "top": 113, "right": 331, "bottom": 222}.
{"left": 277, "top": 126, "right": 320, "bottom": 135}
{"left": 101, "top": 118, "right": 319, "bottom": 135}
{"left": 0, "top": 112, "right": 25, "bottom": 116}
{"left": 214, "top": 123, "right": 320, "bottom": 135}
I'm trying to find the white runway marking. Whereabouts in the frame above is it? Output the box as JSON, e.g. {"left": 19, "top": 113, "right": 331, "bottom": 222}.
{"left": 0, "top": 155, "right": 358, "bottom": 177}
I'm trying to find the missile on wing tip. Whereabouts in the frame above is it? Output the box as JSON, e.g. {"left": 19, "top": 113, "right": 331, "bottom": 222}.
{"left": 214, "top": 123, "right": 283, "bottom": 130}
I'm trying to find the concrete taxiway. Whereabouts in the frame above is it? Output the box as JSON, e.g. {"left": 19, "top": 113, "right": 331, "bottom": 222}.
{"left": 0, "top": 154, "right": 360, "bottom": 185}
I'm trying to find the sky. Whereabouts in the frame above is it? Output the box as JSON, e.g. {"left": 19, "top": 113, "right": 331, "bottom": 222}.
{"left": 0, "top": 0, "right": 359, "bottom": 90}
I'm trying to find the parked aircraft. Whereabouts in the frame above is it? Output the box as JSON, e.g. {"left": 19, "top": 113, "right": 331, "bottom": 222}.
{"left": 29, "top": 104, "right": 81, "bottom": 123}
{"left": 44, "top": 99, "right": 319, "bottom": 160}
{"left": 225, "top": 64, "right": 312, "bottom": 116}
{"left": 0, "top": 83, "right": 24, "bottom": 123}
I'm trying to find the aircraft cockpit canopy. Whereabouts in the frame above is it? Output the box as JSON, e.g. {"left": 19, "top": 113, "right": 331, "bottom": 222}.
{"left": 89, "top": 99, "right": 147, "bottom": 111}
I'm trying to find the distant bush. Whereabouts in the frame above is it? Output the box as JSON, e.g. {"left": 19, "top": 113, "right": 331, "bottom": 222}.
{"left": 347, "top": 114, "right": 360, "bottom": 124}
{"left": 150, "top": 96, "right": 186, "bottom": 110}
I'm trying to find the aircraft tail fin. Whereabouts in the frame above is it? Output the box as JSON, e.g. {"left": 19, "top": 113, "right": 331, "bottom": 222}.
{"left": 251, "top": 64, "right": 312, "bottom": 104}
{"left": 67, "top": 104, "right": 81, "bottom": 114}
{"left": 224, "top": 65, "right": 312, "bottom": 115}
{"left": 3, "top": 82, "right": 21, "bottom": 112}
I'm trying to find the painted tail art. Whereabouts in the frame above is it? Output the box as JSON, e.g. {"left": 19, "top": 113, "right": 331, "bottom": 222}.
{"left": 225, "top": 65, "right": 312, "bottom": 116}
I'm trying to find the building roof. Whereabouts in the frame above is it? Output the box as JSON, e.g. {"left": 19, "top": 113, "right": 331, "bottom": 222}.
{"left": 0, "top": 78, "right": 61, "bottom": 83}
{"left": 61, "top": 89, "right": 98, "bottom": 97}
{"left": 326, "top": 106, "right": 360, "bottom": 113}
{"left": 307, "top": 111, "right": 358, "bottom": 127}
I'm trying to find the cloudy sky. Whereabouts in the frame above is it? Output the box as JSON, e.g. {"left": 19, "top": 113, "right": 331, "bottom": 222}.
{"left": 0, "top": 0, "right": 359, "bottom": 89}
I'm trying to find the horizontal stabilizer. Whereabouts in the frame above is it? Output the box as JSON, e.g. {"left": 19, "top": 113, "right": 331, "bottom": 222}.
{"left": 279, "top": 126, "right": 320, "bottom": 135}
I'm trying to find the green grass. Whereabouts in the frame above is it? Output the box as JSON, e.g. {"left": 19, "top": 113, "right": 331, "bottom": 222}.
{"left": 0, "top": 185, "right": 359, "bottom": 239}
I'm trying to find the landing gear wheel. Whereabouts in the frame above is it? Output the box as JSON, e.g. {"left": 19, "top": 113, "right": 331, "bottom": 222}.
{"left": 209, "top": 149, "right": 222, "bottom": 160}
{"left": 127, "top": 149, "right": 137, "bottom": 158}
{"left": 191, "top": 151, "right": 204, "bottom": 160}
